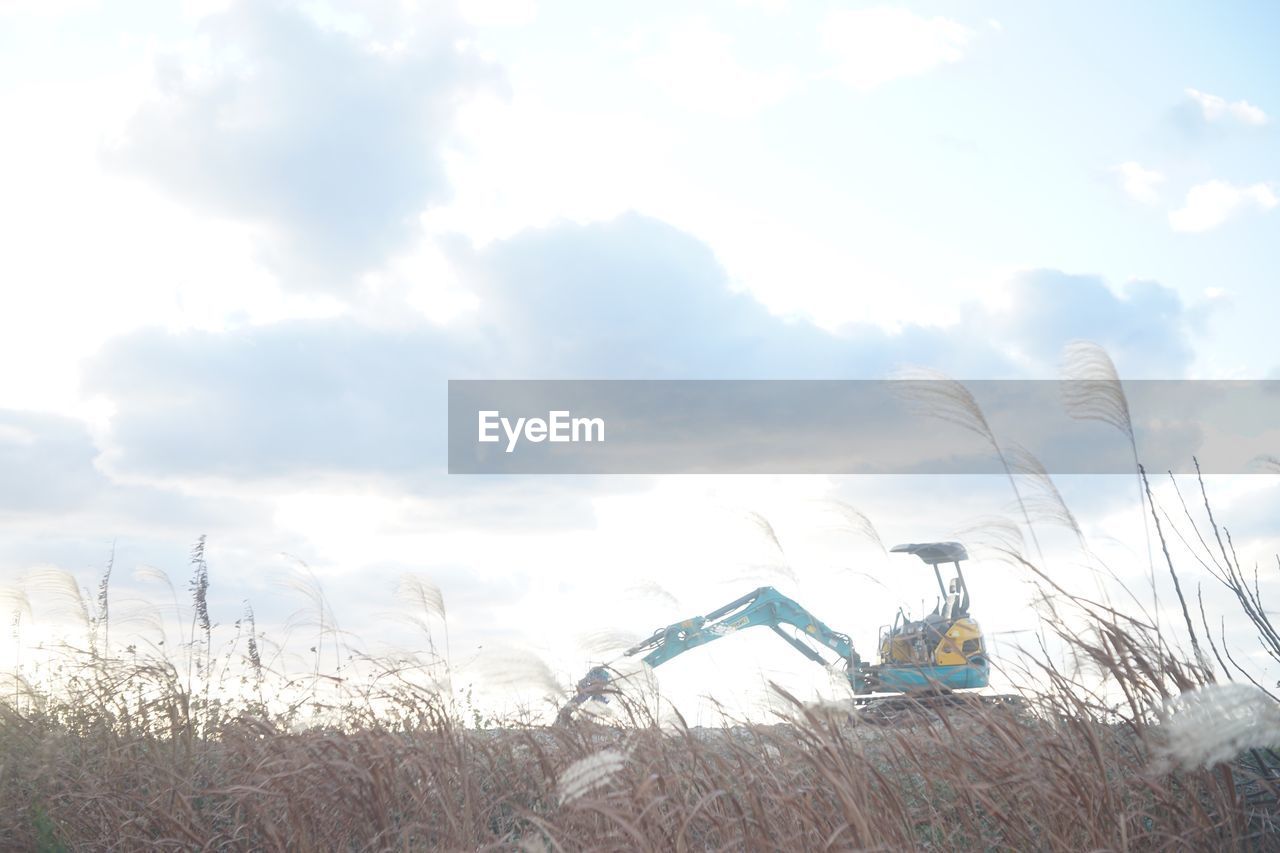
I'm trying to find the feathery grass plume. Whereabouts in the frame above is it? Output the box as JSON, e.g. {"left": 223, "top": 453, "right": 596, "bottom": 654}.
{"left": 1005, "top": 443, "right": 1116, "bottom": 610}
{"left": 950, "top": 515, "right": 1026, "bottom": 563}
{"left": 394, "top": 574, "right": 449, "bottom": 662}
{"left": 242, "top": 601, "right": 263, "bottom": 694}
{"left": 133, "top": 564, "right": 177, "bottom": 608}
{"left": 23, "top": 567, "right": 92, "bottom": 629}
{"left": 104, "top": 600, "right": 167, "bottom": 644}
{"left": 744, "top": 510, "right": 785, "bottom": 554}
{"left": 278, "top": 554, "right": 347, "bottom": 680}
{"left": 189, "top": 536, "right": 211, "bottom": 666}
{"left": 1252, "top": 454, "right": 1280, "bottom": 473}
{"left": 596, "top": 657, "right": 662, "bottom": 711}
{"left": 1006, "top": 444, "right": 1084, "bottom": 544}
{"left": 3, "top": 587, "right": 32, "bottom": 709}
{"left": 468, "top": 647, "right": 562, "bottom": 697}
{"left": 624, "top": 579, "right": 681, "bottom": 610}
{"left": 1059, "top": 341, "right": 1157, "bottom": 621}
{"left": 132, "top": 564, "right": 182, "bottom": 653}
{"left": 1156, "top": 683, "right": 1280, "bottom": 771}
{"left": 557, "top": 748, "right": 628, "bottom": 805}
{"left": 396, "top": 575, "right": 445, "bottom": 621}
{"left": 1060, "top": 341, "right": 1136, "bottom": 439}
{"left": 742, "top": 511, "right": 798, "bottom": 583}
{"left": 577, "top": 629, "right": 642, "bottom": 657}
{"left": 953, "top": 514, "right": 1025, "bottom": 553}
{"left": 891, "top": 367, "right": 1044, "bottom": 563}
{"left": 0, "top": 585, "right": 32, "bottom": 633}
{"left": 811, "top": 499, "right": 885, "bottom": 552}
{"left": 96, "top": 543, "right": 114, "bottom": 653}
{"left": 189, "top": 537, "right": 210, "bottom": 634}
{"left": 737, "top": 512, "right": 793, "bottom": 578}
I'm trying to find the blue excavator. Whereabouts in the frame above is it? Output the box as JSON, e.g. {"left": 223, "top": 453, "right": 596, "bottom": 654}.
{"left": 559, "top": 542, "right": 990, "bottom": 721}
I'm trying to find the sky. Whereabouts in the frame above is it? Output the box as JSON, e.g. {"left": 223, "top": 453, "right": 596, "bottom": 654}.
{"left": 1, "top": 0, "right": 1278, "bottom": 722}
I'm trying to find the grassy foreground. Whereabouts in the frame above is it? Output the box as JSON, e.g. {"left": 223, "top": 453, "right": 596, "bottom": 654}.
{"left": 3, "top": 469, "right": 1280, "bottom": 849}
{"left": 3, "top": 546, "right": 1279, "bottom": 852}
{"left": 0, "top": 666, "right": 1277, "bottom": 850}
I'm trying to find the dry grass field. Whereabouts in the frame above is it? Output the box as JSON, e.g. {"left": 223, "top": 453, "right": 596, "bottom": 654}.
{"left": 3, "top": 471, "right": 1279, "bottom": 850}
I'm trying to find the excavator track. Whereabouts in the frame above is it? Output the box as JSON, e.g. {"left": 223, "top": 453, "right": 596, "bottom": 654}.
{"left": 850, "top": 692, "right": 1024, "bottom": 725}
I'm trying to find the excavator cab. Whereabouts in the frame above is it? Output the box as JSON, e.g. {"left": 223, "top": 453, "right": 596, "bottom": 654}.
{"left": 871, "top": 542, "right": 988, "bottom": 692}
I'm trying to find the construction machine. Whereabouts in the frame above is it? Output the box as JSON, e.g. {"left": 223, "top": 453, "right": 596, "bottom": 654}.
{"left": 559, "top": 541, "right": 990, "bottom": 721}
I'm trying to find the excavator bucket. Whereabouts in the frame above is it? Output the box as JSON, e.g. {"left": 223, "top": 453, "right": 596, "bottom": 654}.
{"left": 556, "top": 666, "right": 612, "bottom": 724}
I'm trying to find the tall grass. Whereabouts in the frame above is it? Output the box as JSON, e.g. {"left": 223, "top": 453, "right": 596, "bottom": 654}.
{"left": 2, "top": 478, "right": 1278, "bottom": 850}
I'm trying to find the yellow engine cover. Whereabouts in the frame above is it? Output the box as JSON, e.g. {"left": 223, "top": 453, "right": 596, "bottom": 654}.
{"left": 934, "top": 617, "right": 983, "bottom": 666}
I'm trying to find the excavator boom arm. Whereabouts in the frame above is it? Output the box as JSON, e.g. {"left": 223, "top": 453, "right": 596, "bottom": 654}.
{"left": 625, "top": 586, "right": 865, "bottom": 686}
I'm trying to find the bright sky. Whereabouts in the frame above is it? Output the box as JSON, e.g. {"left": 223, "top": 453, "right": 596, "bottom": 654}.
{"left": 1, "top": 0, "right": 1278, "bottom": 721}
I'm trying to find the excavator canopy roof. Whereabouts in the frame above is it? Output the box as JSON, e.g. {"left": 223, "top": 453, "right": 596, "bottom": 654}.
{"left": 890, "top": 541, "right": 968, "bottom": 565}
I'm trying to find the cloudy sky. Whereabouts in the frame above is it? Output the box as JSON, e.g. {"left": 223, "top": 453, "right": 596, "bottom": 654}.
{"left": 1, "top": 0, "right": 1278, "bottom": 720}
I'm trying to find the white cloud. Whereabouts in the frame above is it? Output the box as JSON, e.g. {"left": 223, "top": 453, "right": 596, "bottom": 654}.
{"left": 1112, "top": 161, "right": 1166, "bottom": 205}
{"left": 0, "top": 0, "right": 96, "bottom": 16}
{"left": 181, "top": 0, "right": 232, "bottom": 19}
{"left": 1168, "top": 180, "right": 1277, "bottom": 233}
{"left": 636, "top": 23, "right": 793, "bottom": 117}
{"left": 458, "top": 0, "right": 537, "bottom": 28}
{"left": 106, "top": 2, "right": 499, "bottom": 291}
{"left": 425, "top": 91, "right": 677, "bottom": 243}
{"left": 822, "top": 6, "right": 973, "bottom": 91}
{"left": 1185, "top": 88, "right": 1268, "bottom": 126}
